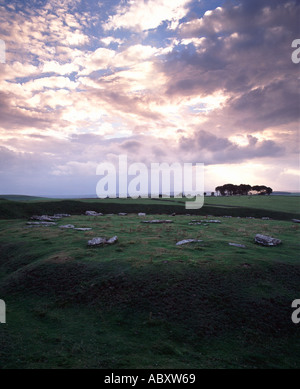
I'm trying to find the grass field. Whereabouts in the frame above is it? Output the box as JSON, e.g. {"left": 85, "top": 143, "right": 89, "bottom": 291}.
{"left": 0, "top": 196, "right": 299, "bottom": 368}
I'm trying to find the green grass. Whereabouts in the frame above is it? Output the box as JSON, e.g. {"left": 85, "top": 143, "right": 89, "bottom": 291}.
{"left": 0, "top": 195, "right": 299, "bottom": 220}
{"left": 0, "top": 206, "right": 300, "bottom": 369}
{"left": 203, "top": 195, "right": 300, "bottom": 214}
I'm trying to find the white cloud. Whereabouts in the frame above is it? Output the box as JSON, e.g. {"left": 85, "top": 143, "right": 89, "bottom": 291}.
{"left": 105, "top": 0, "right": 190, "bottom": 31}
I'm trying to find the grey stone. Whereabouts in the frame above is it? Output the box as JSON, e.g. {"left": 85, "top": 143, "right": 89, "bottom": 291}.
{"left": 229, "top": 243, "right": 246, "bottom": 248}
{"left": 262, "top": 217, "right": 270, "bottom": 220}
{"left": 176, "top": 239, "right": 202, "bottom": 246}
{"left": 138, "top": 213, "right": 146, "bottom": 216}
{"left": 141, "top": 220, "right": 173, "bottom": 224}
{"left": 26, "top": 221, "right": 57, "bottom": 226}
{"left": 118, "top": 213, "right": 128, "bottom": 216}
{"left": 106, "top": 236, "right": 118, "bottom": 245}
{"left": 31, "top": 215, "right": 55, "bottom": 222}
{"left": 59, "top": 224, "right": 75, "bottom": 229}
{"left": 85, "top": 211, "right": 103, "bottom": 216}
{"left": 190, "top": 219, "right": 221, "bottom": 224}
{"left": 254, "top": 234, "right": 282, "bottom": 246}
{"left": 87, "top": 237, "right": 107, "bottom": 246}
{"left": 74, "top": 228, "right": 92, "bottom": 231}
{"left": 87, "top": 236, "right": 118, "bottom": 246}
{"left": 292, "top": 219, "right": 300, "bottom": 223}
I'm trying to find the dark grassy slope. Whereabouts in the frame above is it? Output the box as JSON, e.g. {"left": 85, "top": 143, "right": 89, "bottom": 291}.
{"left": 0, "top": 196, "right": 299, "bottom": 368}
{"left": 0, "top": 210, "right": 299, "bottom": 369}
{"left": 0, "top": 243, "right": 299, "bottom": 369}
{"left": 0, "top": 197, "right": 298, "bottom": 220}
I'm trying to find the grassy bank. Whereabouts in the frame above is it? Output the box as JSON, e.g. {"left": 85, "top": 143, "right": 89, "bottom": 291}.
{"left": 0, "top": 195, "right": 299, "bottom": 220}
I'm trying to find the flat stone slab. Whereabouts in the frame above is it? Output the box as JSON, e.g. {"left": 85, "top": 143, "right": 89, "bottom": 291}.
{"left": 292, "top": 219, "right": 300, "bottom": 223}
{"left": 31, "top": 214, "right": 71, "bottom": 221}
{"left": 176, "top": 239, "right": 203, "bottom": 246}
{"left": 138, "top": 213, "right": 146, "bottom": 216}
{"left": 141, "top": 220, "right": 173, "bottom": 224}
{"left": 74, "top": 228, "right": 92, "bottom": 231}
{"left": 255, "top": 234, "right": 282, "bottom": 246}
{"left": 106, "top": 236, "right": 118, "bottom": 244}
{"left": 85, "top": 211, "right": 103, "bottom": 216}
{"left": 59, "top": 224, "right": 75, "bottom": 229}
{"left": 31, "top": 215, "right": 55, "bottom": 222}
{"left": 190, "top": 219, "right": 221, "bottom": 224}
{"left": 229, "top": 243, "right": 246, "bottom": 248}
{"left": 26, "top": 221, "right": 57, "bottom": 226}
{"left": 118, "top": 213, "right": 128, "bottom": 216}
{"left": 87, "top": 236, "right": 118, "bottom": 246}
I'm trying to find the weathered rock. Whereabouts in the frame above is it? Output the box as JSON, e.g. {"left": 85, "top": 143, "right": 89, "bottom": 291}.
{"left": 176, "top": 239, "right": 202, "bottom": 246}
{"left": 87, "top": 237, "right": 107, "bottom": 246}
{"left": 229, "top": 243, "right": 246, "bottom": 248}
{"left": 87, "top": 236, "right": 118, "bottom": 246}
{"left": 74, "top": 228, "right": 92, "bottom": 231}
{"left": 106, "top": 236, "right": 118, "bottom": 245}
{"left": 141, "top": 220, "right": 173, "bottom": 224}
{"left": 262, "top": 217, "right": 270, "bottom": 220}
{"left": 26, "top": 221, "right": 57, "bottom": 226}
{"left": 190, "top": 219, "right": 221, "bottom": 224}
{"left": 31, "top": 214, "right": 71, "bottom": 221}
{"left": 85, "top": 211, "right": 103, "bottom": 216}
{"left": 254, "top": 234, "right": 281, "bottom": 246}
{"left": 138, "top": 213, "right": 146, "bottom": 216}
{"left": 59, "top": 224, "right": 75, "bottom": 229}
{"left": 118, "top": 213, "right": 127, "bottom": 216}
{"left": 31, "top": 215, "right": 55, "bottom": 222}
{"left": 292, "top": 219, "right": 300, "bottom": 223}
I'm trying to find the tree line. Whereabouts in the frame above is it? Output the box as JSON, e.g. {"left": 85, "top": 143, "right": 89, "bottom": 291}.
{"left": 214, "top": 184, "right": 273, "bottom": 196}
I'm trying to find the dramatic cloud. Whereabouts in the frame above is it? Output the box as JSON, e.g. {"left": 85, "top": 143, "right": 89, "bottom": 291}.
{"left": 0, "top": 0, "right": 299, "bottom": 195}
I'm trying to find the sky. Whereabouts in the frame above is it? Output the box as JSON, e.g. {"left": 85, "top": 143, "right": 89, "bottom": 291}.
{"left": 0, "top": 0, "right": 299, "bottom": 196}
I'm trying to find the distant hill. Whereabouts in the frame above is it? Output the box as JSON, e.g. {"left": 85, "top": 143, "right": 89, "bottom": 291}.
{"left": 0, "top": 195, "right": 48, "bottom": 202}
{"left": 272, "top": 191, "right": 300, "bottom": 196}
